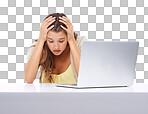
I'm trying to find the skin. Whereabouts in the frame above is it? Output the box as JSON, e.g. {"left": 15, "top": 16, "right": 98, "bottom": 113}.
{"left": 24, "top": 15, "right": 81, "bottom": 83}
{"left": 46, "top": 16, "right": 81, "bottom": 76}
{"left": 46, "top": 31, "right": 68, "bottom": 56}
{"left": 46, "top": 31, "right": 70, "bottom": 75}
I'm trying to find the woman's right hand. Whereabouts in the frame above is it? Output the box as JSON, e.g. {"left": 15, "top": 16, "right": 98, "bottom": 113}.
{"left": 39, "top": 16, "right": 56, "bottom": 42}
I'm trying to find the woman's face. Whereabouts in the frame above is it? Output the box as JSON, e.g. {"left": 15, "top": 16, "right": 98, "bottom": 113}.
{"left": 46, "top": 31, "right": 68, "bottom": 56}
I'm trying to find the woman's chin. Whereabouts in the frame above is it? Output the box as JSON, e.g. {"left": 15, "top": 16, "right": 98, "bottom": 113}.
{"left": 53, "top": 51, "right": 62, "bottom": 56}
{"left": 54, "top": 53, "right": 60, "bottom": 56}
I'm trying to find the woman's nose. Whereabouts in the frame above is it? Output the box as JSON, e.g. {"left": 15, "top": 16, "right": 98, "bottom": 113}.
{"left": 54, "top": 43, "right": 59, "bottom": 49}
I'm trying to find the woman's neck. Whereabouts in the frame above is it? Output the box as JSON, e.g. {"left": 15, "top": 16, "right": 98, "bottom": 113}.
{"left": 53, "top": 45, "right": 70, "bottom": 63}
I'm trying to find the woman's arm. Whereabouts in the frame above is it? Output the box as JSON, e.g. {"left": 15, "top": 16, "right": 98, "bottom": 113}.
{"left": 24, "top": 38, "right": 45, "bottom": 83}
{"left": 68, "top": 38, "right": 81, "bottom": 77}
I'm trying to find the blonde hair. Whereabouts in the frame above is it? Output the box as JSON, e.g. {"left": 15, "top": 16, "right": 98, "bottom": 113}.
{"left": 29, "top": 13, "right": 78, "bottom": 83}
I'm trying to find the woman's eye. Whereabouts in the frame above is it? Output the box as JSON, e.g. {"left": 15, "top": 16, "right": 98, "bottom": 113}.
{"left": 48, "top": 41, "right": 64, "bottom": 43}
{"left": 59, "top": 41, "right": 64, "bottom": 43}
{"left": 49, "top": 41, "right": 53, "bottom": 43}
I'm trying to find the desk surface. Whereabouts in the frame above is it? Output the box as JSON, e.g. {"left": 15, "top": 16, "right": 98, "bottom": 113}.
{"left": 0, "top": 83, "right": 148, "bottom": 92}
{"left": 0, "top": 83, "right": 148, "bottom": 114}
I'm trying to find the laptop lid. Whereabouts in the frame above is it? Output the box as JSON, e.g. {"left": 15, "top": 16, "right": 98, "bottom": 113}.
{"left": 77, "top": 41, "right": 139, "bottom": 87}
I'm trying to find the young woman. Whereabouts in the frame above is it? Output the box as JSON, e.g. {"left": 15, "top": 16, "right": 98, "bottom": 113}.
{"left": 24, "top": 13, "right": 88, "bottom": 83}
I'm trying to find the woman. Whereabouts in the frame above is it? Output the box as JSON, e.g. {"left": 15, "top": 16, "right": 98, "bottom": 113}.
{"left": 24, "top": 13, "right": 88, "bottom": 83}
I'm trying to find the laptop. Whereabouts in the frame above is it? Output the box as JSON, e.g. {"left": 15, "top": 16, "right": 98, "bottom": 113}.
{"left": 56, "top": 41, "right": 139, "bottom": 89}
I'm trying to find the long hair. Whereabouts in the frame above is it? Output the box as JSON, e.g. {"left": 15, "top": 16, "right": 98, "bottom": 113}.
{"left": 29, "top": 13, "right": 78, "bottom": 83}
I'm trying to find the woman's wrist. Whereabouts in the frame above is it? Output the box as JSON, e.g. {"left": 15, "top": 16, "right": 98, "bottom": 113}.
{"left": 38, "top": 37, "right": 46, "bottom": 44}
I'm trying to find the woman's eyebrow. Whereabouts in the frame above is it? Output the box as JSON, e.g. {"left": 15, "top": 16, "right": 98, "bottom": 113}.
{"left": 47, "top": 37, "right": 65, "bottom": 40}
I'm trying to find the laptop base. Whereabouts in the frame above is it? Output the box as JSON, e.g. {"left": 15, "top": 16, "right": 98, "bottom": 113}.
{"left": 55, "top": 84, "right": 128, "bottom": 89}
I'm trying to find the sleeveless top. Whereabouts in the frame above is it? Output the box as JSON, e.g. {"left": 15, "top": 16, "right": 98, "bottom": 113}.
{"left": 40, "top": 64, "right": 77, "bottom": 84}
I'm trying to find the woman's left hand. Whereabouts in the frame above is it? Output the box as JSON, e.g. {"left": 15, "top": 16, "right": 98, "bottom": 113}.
{"left": 59, "top": 16, "right": 75, "bottom": 42}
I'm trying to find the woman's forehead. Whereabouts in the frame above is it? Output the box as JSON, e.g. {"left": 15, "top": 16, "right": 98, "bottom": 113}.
{"left": 48, "top": 30, "right": 66, "bottom": 35}
{"left": 48, "top": 30, "right": 66, "bottom": 36}
{"left": 47, "top": 37, "right": 65, "bottom": 40}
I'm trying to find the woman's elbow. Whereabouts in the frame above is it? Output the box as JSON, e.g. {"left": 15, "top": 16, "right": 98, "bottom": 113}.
{"left": 24, "top": 73, "right": 34, "bottom": 84}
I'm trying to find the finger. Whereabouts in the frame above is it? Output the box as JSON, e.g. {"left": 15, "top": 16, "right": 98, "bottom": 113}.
{"left": 46, "top": 19, "right": 56, "bottom": 28}
{"left": 59, "top": 16, "right": 67, "bottom": 21}
{"left": 47, "top": 16, "right": 56, "bottom": 21}
{"left": 60, "top": 25, "right": 67, "bottom": 32}
{"left": 59, "top": 20, "right": 73, "bottom": 30}
{"left": 45, "top": 17, "right": 56, "bottom": 24}
{"left": 42, "top": 17, "right": 55, "bottom": 27}
{"left": 59, "top": 20, "right": 68, "bottom": 27}
{"left": 47, "top": 25, "right": 54, "bottom": 32}
{"left": 44, "top": 16, "right": 54, "bottom": 22}
{"left": 43, "top": 16, "right": 52, "bottom": 23}
{"left": 60, "top": 16, "right": 70, "bottom": 22}
{"left": 59, "top": 17, "right": 72, "bottom": 28}
{"left": 59, "top": 17, "right": 70, "bottom": 24}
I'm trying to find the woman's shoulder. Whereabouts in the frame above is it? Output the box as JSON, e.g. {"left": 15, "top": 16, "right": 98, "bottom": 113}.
{"left": 31, "top": 40, "right": 38, "bottom": 46}
{"left": 76, "top": 35, "right": 88, "bottom": 42}
{"left": 76, "top": 35, "right": 88, "bottom": 51}
{"left": 26, "top": 40, "right": 38, "bottom": 62}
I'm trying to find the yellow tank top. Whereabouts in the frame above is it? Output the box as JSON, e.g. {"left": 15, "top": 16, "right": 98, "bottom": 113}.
{"left": 40, "top": 64, "right": 77, "bottom": 84}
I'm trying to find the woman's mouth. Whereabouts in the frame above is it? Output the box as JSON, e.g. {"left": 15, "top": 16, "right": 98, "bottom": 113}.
{"left": 53, "top": 50, "right": 61, "bottom": 53}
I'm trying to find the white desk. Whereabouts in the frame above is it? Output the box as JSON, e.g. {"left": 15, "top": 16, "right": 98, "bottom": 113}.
{"left": 0, "top": 83, "right": 148, "bottom": 114}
